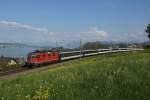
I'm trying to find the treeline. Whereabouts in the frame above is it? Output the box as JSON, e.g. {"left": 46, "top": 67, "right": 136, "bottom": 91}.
{"left": 81, "top": 41, "right": 129, "bottom": 49}
{"left": 53, "top": 41, "right": 148, "bottom": 51}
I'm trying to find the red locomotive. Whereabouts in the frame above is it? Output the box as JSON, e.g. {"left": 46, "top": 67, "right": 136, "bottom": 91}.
{"left": 26, "top": 50, "right": 60, "bottom": 67}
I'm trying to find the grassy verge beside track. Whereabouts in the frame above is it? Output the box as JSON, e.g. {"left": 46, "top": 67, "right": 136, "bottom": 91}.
{"left": 0, "top": 64, "right": 23, "bottom": 70}
{"left": 0, "top": 50, "right": 150, "bottom": 100}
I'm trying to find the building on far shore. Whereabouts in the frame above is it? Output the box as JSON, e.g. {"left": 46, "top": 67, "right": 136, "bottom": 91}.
{"left": 0, "top": 57, "right": 18, "bottom": 66}
{"left": 127, "top": 44, "right": 144, "bottom": 49}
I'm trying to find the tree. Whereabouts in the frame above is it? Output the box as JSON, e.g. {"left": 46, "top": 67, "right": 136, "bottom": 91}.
{"left": 145, "top": 24, "right": 150, "bottom": 41}
{"left": 82, "top": 41, "right": 101, "bottom": 49}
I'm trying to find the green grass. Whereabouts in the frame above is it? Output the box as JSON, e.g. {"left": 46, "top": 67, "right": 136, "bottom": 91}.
{"left": 0, "top": 64, "right": 23, "bottom": 70}
{"left": 0, "top": 50, "right": 150, "bottom": 100}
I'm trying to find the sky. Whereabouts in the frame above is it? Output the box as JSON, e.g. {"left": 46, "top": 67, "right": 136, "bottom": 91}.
{"left": 0, "top": 0, "right": 150, "bottom": 47}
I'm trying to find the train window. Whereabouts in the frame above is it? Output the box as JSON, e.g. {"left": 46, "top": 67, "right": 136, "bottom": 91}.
{"left": 53, "top": 53, "right": 55, "bottom": 56}
{"left": 37, "top": 55, "right": 40, "bottom": 58}
{"left": 43, "top": 54, "right": 45, "bottom": 57}
{"left": 48, "top": 54, "right": 51, "bottom": 56}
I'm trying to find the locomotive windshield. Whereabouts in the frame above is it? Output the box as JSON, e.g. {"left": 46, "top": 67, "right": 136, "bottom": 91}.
{"left": 31, "top": 54, "right": 37, "bottom": 58}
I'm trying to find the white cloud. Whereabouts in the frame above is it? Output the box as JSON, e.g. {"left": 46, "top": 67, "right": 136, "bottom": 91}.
{"left": 0, "top": 20, "right": 147, "bottom": 47}
{"left": 82, "top": 26, "right": 108, "bottom": 38}
{"left": 0, "top": 21, "right": 108, "bottom": 43}
{"left": 46, "top": 26, "right": 108, "bottom": 43}
{"left": 0, "top": 20, "right": 48, "bottom": 33}
{"left": 108, "top": 32, "right": 148, "bottom": 43}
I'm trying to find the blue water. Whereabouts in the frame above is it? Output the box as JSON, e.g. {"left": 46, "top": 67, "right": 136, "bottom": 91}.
{"left": 0, "top": 47, "right": 35, "bottom": 58}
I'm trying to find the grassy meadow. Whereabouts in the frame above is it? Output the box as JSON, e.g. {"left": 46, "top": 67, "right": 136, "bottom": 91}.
{"left": 0, "top": 50, "right": 150, "bottom": 100}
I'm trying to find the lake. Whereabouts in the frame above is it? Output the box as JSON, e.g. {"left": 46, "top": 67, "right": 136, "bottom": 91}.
{"left": 0, "top": 47, "right": 35, "bottom": 58}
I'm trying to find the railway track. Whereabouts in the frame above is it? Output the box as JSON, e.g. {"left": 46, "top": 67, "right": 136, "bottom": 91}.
{"left": 0, "top": 59, "right": 80, "bottom": 80}
{"left": 0, "top": 67, "right": 29, "bottom": 77}
{"left": 0, "top": 48, "right": 144, "bottom": 78}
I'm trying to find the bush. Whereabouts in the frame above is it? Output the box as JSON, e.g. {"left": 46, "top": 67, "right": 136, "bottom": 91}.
{"left": 144, "top": 45, "right": 150, "bottom": 49}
